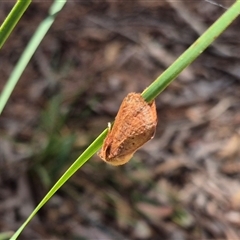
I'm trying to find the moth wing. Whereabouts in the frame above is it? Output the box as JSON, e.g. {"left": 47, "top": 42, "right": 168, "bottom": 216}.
{"left": 106, "top": 93, "right": 157, "bottom": 160}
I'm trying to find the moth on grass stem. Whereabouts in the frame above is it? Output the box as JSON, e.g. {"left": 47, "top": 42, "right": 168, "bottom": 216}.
{"left": 98, "top": 93, "right": 157, "bottom": 166}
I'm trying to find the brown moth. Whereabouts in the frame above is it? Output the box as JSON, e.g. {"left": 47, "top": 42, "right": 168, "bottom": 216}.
{"left": 98, "top": 92, "right": 157, "bottom": 166}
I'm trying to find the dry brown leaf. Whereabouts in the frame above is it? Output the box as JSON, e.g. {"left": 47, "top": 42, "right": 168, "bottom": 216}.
{"left": 221, "top": 162, "right": 240, "bottom": 175}
{"left": 219, "top": 134, "right": 240, "bottom": 159}
{"left": 136, "top": 202, "right": 173, "bottom": 223}
{"left": 104, "top": 42, "right": 122, "bottom": 66}
{"left": 114, "top": 197, "right": 134, "bottom": 229}
{"left": 153, "top": 157, "right": 187, "bottom": 175}
{"left": 231, "top": 190, "right": 240, "bottom": 209}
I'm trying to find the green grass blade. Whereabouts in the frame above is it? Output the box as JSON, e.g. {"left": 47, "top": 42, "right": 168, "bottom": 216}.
{"left": 10, "top": 1, "right": 240, "bottom": 239}
{"left": 0, "top": 0, "right": 31, "bottom": 49}
{"left": 142, "top": 0, "right": 240, "bottom": 102}
{"left": 10, "top": 129, "right": 107, "bottom": 240}
{"left": 0, "top": 0, "right": 66, "bottom": 115}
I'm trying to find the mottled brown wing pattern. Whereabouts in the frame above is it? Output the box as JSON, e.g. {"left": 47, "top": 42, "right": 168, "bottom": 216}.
{"left": 98, "top": 93, "right": 157, "bottom": 166}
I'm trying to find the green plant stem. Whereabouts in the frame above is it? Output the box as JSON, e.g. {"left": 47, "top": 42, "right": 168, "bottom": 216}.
{"left": 0, "top": 0, "right": 66, "bottom": 115}
{"left": 0, "top": 0, "right": 31, "bottom": 49}
{"left": 142, "top": 0, "right": 240, "bottom": 102}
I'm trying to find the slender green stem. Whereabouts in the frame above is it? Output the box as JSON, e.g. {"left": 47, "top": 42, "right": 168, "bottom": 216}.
{"left": 0, "top": 0, "right": 66, "bottom": 115}
{"left": 0, "top": 0, "right": 31, "bottom": 49}
{"left": 142, "top": 0, "right": 240, "bottom": 102}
